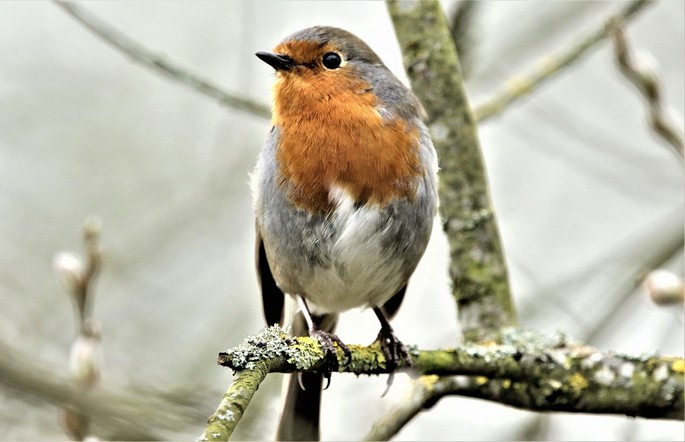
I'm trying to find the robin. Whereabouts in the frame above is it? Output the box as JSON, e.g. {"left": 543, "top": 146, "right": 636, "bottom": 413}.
{"left": 253, "top": 26, "right": 438, "bottom": 441}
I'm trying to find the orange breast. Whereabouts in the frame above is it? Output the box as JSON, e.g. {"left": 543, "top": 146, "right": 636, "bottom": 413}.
{"left": 272, "top": 69, "right": 422, "bottom": 213}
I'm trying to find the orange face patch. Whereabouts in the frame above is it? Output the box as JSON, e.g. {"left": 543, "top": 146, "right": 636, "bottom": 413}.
{"left": 270, "top": 54, "right": 422, "bottom": 213}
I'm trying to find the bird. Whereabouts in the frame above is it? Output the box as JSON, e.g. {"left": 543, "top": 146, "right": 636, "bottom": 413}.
{"left": 253, "top": 26, "right": 438, "bottom": 441}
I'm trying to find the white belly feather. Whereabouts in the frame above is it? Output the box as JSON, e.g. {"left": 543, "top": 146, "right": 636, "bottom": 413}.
{"left": 301, "top": 186, "right": 404, "bottom": 314}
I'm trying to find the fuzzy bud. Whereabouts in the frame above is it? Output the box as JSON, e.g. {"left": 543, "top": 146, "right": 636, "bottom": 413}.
{"left": 53, "top": 251, "right": 85, "bottom": 296}
{"left": 643, "top": 269, "right": 685, "bottom": 306}
{"left": 69, "top": 320, "right": 102, "bottom": 389}
{"left": 61, "top": 407, "right": 89, "bottom": 441}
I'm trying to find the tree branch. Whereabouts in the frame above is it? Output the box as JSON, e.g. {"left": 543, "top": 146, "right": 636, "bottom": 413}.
{"left": 367, "top": 365, "right": 683, "bottom": 442}
{"left": 199, "top": 359, "right": 274, "bottom": 441}
{"left": 608, "top": 21, "right": 684, "bottom": 158}
{"left": 386, "top": 0, "right": 516, "bottom": 342}
{"left": 364, "top": 375, "right": 446, "bottom": 441}
{"left": 202, "top": 325, "right": 683, "bottom": 441}
{"left": 472, "top": 0, "right": 652, "bottom": 122}
{"left": 53, "top": 1, "right": 271, "bottom": 119}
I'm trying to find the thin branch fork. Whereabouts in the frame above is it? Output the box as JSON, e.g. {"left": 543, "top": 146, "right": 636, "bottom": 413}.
{"left": 472, "top": 0, "right": 652, "bottom": 122}
{"left": 199, "top": 326, "right": 684, "bottom": 440}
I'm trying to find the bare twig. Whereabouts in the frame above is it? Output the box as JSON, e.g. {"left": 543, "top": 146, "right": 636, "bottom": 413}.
{"left": 608, "top": 21, "right": 685, "bottom": 158}
{"left": 0, "top": 339, "right": 200, "bottom": 440}
{"left": 473, "top": 0, "right": 652, "bottom": 122}
{"left": 53, "top": 1, "right": 271, "bottom": 119}
{"left": 54, "top": 217, "right": 104, "bottom": 439}
{"left": 517, "top": 210, "right": 684, "bottom": 333}
{"left": 448, "top": 1, "right": 481, "bottom": 80}
{"left": 363, "top": 375, "right": 446, "bottom": 441}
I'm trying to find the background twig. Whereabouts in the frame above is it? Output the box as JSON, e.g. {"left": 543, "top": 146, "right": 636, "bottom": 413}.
{"left": 0, "top": 340, "right": 200, "bottom": 441}
{"left": 608, "top": 21, "right": 685, "bottom": 158}
{"left": 472, "top": 0, "right": 652, "bottom": 122}
{"left": 53, "top": 1, "right": 271, "bottom": 119}
{"left": 448, "top": 0, "right": 481, "bottom": 80}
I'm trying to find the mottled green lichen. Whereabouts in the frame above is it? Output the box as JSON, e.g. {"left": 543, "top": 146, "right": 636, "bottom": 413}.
{"left": 288, "top": 336, "right": 326, "bottom": 370}
{"left": 200, "top": 359, "right": 272, "bottom": 441}
{"left": 218, "top": 325, "right": 293, "bottom": 371}
{"left": 218, "top": 326, "right": 404, "bottom": 375}
{"left": 206, "top": 326, "right": 683, "bottom": 441}
{"left": 386, "top": 0, "right": 516, "bottom": 343}
{"left": 671, "top": 358, "right": 684, "bottom": 374}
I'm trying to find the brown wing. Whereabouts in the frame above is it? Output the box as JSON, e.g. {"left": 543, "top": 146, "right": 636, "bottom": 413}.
{"left": 380, "top": 284, "right": 406, "bottom": 320}
{"left": 256, "top": 228, "right": 285, "bottom": 326}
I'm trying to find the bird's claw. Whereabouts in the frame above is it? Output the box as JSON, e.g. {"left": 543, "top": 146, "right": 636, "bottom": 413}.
{"left": 309, "top": 328, "right": 351, "bottom": 389}
{"left": 376, "top": 328, "right": 412, "bottom": 371}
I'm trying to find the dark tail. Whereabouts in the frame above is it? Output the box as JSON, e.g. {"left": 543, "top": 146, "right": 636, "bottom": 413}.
{"left": 276, "top": 312, "right": 337, "bottom": 441}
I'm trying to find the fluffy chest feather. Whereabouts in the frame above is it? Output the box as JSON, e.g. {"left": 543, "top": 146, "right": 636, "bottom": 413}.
{"left": 291, "top": 186, "right": 408, "bottom": 313}
{"left": 271, "top": 67, "right": 423, "bottom": 213}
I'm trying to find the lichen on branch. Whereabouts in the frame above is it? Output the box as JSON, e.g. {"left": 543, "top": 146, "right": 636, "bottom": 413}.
{"left": 201, "top": 325, "right": 683, "bottom": 441}
{"left": 385, "top": 0, "right": 516, "bottom": 342}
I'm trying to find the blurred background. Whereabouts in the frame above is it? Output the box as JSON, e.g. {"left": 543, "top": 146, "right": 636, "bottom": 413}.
{"left": 1, "top": 1, "right": 683, "bottom": 440}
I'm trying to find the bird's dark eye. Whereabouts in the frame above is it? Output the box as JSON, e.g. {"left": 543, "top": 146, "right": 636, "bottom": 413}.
{"left": 322, "top": 52, "right": 342, "bottom": 69}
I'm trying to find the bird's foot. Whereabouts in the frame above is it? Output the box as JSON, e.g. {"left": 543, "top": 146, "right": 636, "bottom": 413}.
{"left": 309, "top": 327, "right": 351, "bottom": 389}
{"left": 376, "top": 327, "right": 412, "bottom": 371}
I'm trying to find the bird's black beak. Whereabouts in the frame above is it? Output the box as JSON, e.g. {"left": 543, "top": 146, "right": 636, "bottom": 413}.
{"left": 256, "top": 51, "right": 295, "bottom": 71}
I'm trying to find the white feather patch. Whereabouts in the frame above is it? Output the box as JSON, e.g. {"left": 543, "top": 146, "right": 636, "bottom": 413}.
{"left": 303, "top": 185, "right": 404, "bottom": 314}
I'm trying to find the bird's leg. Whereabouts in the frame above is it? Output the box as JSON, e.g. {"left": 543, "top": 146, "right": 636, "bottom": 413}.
{"left": 373, "top": 307, "right": 412, "bottom": 370}
{"left": 296, "top": 296, "right": 351, "bottom": 386}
